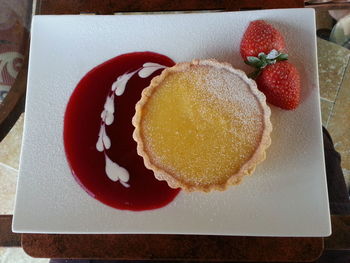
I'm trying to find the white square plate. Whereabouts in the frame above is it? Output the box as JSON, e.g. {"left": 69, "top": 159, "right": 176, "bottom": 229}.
{"left": 13, "top": 9, "right": 331, "bottom": 236}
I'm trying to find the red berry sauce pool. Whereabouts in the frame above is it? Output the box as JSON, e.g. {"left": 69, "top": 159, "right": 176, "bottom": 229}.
{"left": 64, "top": 52, "right": 180, "bottom": 211}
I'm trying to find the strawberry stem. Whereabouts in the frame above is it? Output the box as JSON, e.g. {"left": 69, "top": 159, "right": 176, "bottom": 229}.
{"left": 245, "top": 50, "right": 288, "bottom": 70}
{"left": 248, "top": 69, "right": 261, "bottom": 79}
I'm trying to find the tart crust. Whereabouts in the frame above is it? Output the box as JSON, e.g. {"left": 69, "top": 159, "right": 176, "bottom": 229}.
{"left": 132, "top": 59, "right": 272, "bottom": 192}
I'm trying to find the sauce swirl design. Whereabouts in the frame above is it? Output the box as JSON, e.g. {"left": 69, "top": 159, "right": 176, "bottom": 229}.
{"left": 64, "top": 52, "right": 180, "bottom": 211}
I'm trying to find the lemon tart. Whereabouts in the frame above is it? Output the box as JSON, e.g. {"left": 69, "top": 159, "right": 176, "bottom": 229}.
{"left": 132, "top": 59, "right": 272, "bottom": 192}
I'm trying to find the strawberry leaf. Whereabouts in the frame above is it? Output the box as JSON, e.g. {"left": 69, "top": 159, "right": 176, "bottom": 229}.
{"left": 266, "top": 49, "right": 279, "bottom": 59}
{"left": 260, "top": 60, "right": 268, "bottom": 69}
{"left": 247, "top": 56, "right": 261, "bottom": 64}
{"left": 276, "top": 53, "right": 288, "bottom": 61}
{"left": 258, "top": 52, "right": 266, "bottom": 59}
{"left": 245, "top": 51, "right": 288, "bottom": 70}
{"left": 245, "top": 56, "right": 263, "bottom": 68}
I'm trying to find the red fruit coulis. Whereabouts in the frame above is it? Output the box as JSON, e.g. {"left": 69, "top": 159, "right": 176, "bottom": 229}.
{"left": 63, "top": 52, "right": 180, "bottom": 211}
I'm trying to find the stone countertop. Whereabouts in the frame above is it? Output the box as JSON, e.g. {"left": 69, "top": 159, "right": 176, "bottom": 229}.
{"left": 318, "top": 38, "right": 350, "bottom": 189}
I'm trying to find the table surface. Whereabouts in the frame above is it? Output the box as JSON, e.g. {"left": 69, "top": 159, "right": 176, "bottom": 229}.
{"left": 24, "top": 0, "right": 321, "bottom": 261}
{"left": 0, "top": 215, "right": 347, "bottom": 261}
{"left": 2, "top": 0, "right": 350, "bottom": 261}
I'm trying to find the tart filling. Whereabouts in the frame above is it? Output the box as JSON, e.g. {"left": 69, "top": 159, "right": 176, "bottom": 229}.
{"left": 133, "top": 59, "right": 272, "bottom": 192}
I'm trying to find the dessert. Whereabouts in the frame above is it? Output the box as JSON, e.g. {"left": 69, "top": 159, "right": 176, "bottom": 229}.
{"left": 133, "top": 59, "right": 272, "bottom": 192}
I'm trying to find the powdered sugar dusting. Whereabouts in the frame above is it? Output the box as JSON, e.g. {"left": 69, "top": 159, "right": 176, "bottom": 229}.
{"left": 141, "top": 63, "right": 266, "bottom": 187}
{"left": 184, "top": 64, "right": 264, "bottom": 131}
{"left": 196, "top": 65, "right": 261, "bottom": 110}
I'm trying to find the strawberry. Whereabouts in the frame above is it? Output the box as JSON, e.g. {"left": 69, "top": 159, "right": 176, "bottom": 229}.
{"left": 240, "top": 20, "right": 286, "bottom": 60}
{"left": 255, "top": 61, "right": 300, "bottom": 110}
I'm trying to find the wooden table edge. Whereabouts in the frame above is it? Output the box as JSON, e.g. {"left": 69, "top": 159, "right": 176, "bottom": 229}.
{"left": 9, "top": 214, "right": 349, "bottom": 262}
{"left": 20, "top": 233, "right": 324, "bottom": 262}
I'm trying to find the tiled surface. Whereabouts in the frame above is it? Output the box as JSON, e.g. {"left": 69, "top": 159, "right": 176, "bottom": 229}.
{"left": 320, "top": 98, "right": 333, "bottom": 127}
{"left": 344, "top": 169, "right": 350, "bottom": 191}
{"left": 0, "top": 247, "right": 49, "bottom": 263}
{"left": 0, "top": 114, "right": 24, "bottom": 169}
{"left": 0, "top": 164, "right": 17, "bottom": 214}
{"left": 0, "top": 114, "right": 23, "bottom": 216}
{"left": 316, "top": 36, "right": 350, "bottom": 189}
{"left": 315, "top": 9, "right": 350, "bottom": 189}
{"left": 327, "top": 61, "right": 350, "bottom": 189}
{"left": 317, "top": 38, "right": 350, "bottom": 102}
